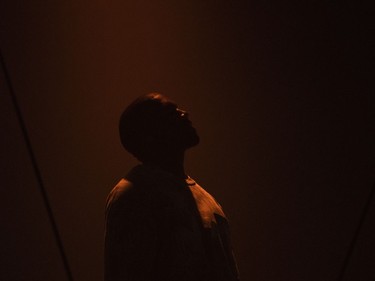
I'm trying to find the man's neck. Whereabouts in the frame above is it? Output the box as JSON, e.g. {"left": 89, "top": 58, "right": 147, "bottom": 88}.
{"left": 145, "top": 150, "right": 187, "bottom": 179}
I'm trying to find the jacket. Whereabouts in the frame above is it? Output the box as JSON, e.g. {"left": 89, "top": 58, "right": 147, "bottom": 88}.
{"left": 105, "top": 164, "right": 240, "bottom": 281}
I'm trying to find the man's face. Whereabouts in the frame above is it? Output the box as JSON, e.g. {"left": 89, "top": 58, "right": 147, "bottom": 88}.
{"left": 151, "top": 96, "right": 200, "bottom": 150}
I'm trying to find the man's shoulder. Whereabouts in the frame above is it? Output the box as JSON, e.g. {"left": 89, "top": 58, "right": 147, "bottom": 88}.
{"left": 107, "top": 178, "right": 134, "bottom": 205}
{"left": 105, "top": 178, "right": 146, "bottom": 215}
{"left": 106, "top": 177, "right": 167, "bottom": 214}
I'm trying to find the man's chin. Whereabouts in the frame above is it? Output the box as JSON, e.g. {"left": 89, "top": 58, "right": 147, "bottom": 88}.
{"left": 185, "top": 133, "right": 200, "bottom": 149}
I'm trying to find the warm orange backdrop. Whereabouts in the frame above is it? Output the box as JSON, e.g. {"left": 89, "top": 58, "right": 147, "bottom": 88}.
{"left": 1, "top": 1, "right": 374, "bottom": 281}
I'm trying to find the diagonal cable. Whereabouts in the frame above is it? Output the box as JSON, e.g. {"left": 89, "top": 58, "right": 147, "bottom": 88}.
{"left": 337, "top": 179, "right": 375, "bottom": 281}
{"left": 0, "top": 48, "right": 74, "bottom": 281}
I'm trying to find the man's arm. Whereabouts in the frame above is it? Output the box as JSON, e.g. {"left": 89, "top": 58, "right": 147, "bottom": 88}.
{"left": 104, "top": 180, "right": 161, "bottom": 281}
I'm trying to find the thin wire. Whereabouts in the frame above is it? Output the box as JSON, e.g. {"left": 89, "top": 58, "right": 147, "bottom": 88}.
{"left": 0, "top": 49, "right": 74, "bottom": 281}
{"left": 337, "top": 179, "right": 375, "bottom": 281}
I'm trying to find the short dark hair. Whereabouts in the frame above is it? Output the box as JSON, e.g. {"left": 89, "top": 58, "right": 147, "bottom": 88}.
{"left": 119, "top": 93, "right": 166, "bottom": 162}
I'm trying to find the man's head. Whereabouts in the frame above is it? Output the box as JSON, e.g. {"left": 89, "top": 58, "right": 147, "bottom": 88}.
{"left": 119, "top": 93, "right": 199, "bottom": 162}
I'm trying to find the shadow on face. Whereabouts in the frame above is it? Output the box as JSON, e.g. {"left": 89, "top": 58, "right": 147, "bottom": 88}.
{"left": 119, "top": 93, "right": 200, "bottom": 162}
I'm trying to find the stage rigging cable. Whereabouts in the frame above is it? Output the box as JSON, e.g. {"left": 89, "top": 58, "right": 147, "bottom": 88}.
{"left": 0, "top": 49, "right": 74, "bottom": 281}
{"left": 336, "top": 179, "right": 375, "bottom": 281}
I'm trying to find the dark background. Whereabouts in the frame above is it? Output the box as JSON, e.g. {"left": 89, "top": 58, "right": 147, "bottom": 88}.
{"left": 1, "top": 1, "right": 374, "bottom": 281}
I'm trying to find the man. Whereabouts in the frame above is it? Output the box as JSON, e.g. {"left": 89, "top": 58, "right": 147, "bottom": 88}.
{"left": 105, "top": 93, "right": 240, "bottom": 281}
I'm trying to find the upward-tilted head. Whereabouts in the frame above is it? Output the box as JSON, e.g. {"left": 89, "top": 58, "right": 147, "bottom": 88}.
{"left": 119, "top": 93, "right": 199, "bottom": 162}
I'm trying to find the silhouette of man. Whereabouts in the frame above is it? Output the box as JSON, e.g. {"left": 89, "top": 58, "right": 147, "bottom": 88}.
{"left": 105, "top": 93, "right": 240, "bottom": 281}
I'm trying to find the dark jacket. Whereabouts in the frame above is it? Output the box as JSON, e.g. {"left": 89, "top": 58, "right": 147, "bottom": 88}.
{"left": 105, "top": 164, "right": 240, "bottom": 281}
